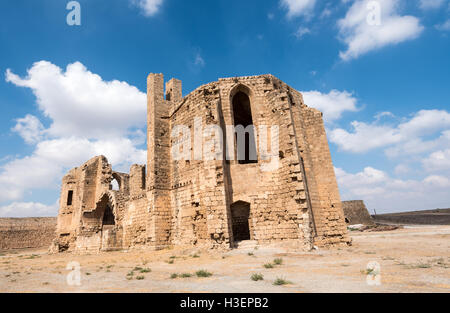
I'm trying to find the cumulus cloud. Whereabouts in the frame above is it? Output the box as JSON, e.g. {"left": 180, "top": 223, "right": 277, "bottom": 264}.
{"left": 338, "top": 0, "right": 423, "bottom": 60}
{"left": 2, "top": 61, "right": 147, "bottom": 215}
{"left": 6, "top": 61, "right": 146, "bottom": 139}
{"left": 335, "top": 167, "right": 450, "bottom": 213}
{"left": 331, "top": 107, "right": 450, "bottom": 213}
{"left": 329, "top": 110, "right": 450, "bottom": 154}
{"left": 302, "top": 90, "right": 359, "bottom": 124}
{"left": 280, "top": 0, "right": 316, "bottom": 18}
{"left": 422, "top": 149, "right": 450, "bottom": 172}
{"left": 133, "top": 0, "right": 163, "bottom": 17}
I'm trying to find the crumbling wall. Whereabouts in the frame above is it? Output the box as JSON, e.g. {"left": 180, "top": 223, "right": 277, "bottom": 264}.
{"left": 53, "top": 73, "right": 350, "bottom": 253}
{"left": 281, "top": 87, "right": 350, "bottom": 247}
{"left": 0, "top": 218, "right": 56, "bottom": 250}
{"left": 169, "top": 80, "right": 230, "bottom": 248}
{"left": 122, "top": 165, "right": 148, "bottom": 248}
{"left": 52, "top": 156, "right": 131, "bottom": 253}
{"left": 342, "top": 200, "right": 375, "bottom": 225}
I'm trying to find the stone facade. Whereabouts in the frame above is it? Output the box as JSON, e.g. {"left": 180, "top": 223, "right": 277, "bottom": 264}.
{"left": 51, "top": 74, "right": 350, "bottom": 253}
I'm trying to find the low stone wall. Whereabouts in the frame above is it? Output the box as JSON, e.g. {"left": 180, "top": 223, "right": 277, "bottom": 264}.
{"left": 0, "top": 217, "right": 57, "bottom": 250}
{"left": 342, "top": 201, "right": 375, "bottom": 226}
{"left": 373, "top": 209, "right": 450, "bottom": 225}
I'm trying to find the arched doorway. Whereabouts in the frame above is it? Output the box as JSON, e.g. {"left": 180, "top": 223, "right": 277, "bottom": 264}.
{"left": 96, "top": 194, "right": 117, "bottom": 250}
{"left": 88, "top": 193, "right": 116, "bottom": 230}
{"left": 232, "top": 91, "right": 257, "bottom": 164}
{"left": 231, "top": 201, "right": 251, "bottom": 242}
{"left": 102, "top": 202, "right": 115, "bottom": 226}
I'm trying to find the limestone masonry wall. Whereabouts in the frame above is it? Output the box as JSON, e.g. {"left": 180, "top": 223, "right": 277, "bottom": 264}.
{"left": 52, "top": 74, "right": 350, "bottom": 253}
{"left": 0, "top": 218, "right": 56, "bottom": 250}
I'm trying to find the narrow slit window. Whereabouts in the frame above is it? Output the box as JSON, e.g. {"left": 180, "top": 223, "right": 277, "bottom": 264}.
{"left": 67, "top": 190, "right": 73, "bottom": 206}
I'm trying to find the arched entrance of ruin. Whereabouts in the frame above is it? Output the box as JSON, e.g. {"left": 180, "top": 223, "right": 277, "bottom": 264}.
{"left": 230, "top": 201, "right": 251, "bottom": 242}
{"left": 83, "top": 193, "right": 118, "bottom": 251}
{"left": 95, "top": 193, "right": 116, "bottom": 230}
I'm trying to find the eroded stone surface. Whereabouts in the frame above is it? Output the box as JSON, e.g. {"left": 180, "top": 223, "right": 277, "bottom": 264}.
{"left": 51, "top": 74, "right": 350, "bottom": 253}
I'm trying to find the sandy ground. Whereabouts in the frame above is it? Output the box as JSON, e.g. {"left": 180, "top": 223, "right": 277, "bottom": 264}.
{"left": 0, "top": 225, "right": 449, "bottom": 293}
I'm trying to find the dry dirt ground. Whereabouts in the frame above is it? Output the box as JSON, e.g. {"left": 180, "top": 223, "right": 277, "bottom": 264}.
{"left": 1, "top": 225, "right": 449, "bottom": 293}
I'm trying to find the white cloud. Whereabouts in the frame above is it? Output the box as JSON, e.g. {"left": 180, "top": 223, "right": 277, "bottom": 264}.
{"left": 338, "top": 0, "right": 423, "bottom": 60}
{"left": 295, "top": 26, "right": 311, "bottom": 38}
{"left": 280, "top": 0, "right": 316, "bottom": 18}
{"left": 320, "top": 7, "right": 332, "bottom": 19}
{"left": 419, "top": 0, "right": 446, "bottom": 10}
{"left": 0, "top": 137, "right": 146, "bottom": 203}
{"left": 394, "top": 164, "right": 410, "bottom": 175}
{"left": 6, "top": 61, "right": 146, "bottom": 139}
{"left": 133, "top": 0, "right": 163, "bottom": 17}
{"left": 194, "top": 53, "right": 205, "bottom": 67}
{"left": 12, "top": 114, "right": 45, "bottom": 144}
{"left": 302, "top": 89, "right": 359, "bottom": 123}
{"left": 374, "top": 111, "right": 395, "bottom": 121}
{"left": 336, "top": 167, "right": 450, "bottom": 213}
{"left": 423, "top": 175, "right": 450, "bottom": 187}
{"left": 333, "top": 108, "right": 450, "bottom": 212}
{"left": 422, "top": 149, "right": 450, "bottom": 172}
{"left": 0, "top": 201, "right": 59, "bottom": 218}
{"left": 330, "top": 110, "right": 450, "bottom": 154}
{"left": 2, "top": 61, "right": 147, "bottom": 211}
{"left": 436, "top": 19, "right": 450, "bottom": 31}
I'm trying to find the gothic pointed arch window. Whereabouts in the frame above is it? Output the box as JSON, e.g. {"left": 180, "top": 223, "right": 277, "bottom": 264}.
{"left": 231, "top": 87, "right": 257, "bottom": 164}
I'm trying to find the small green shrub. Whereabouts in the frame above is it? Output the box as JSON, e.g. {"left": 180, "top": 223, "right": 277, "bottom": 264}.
{"left": 251, "top": 273, "right": 264, "bottom": 281}
{"left": 263, "top": 263, "right": 274, "bottom": 269}
{"left": 273, "top": 278, "right": 291, "bottom": 286}
{"left": 140, "top": 268, "right": 151, "bottom": 273}
{"left": 196, "top": 270, "right": 212, "bottom": 277}
{"left": 273, "top": 258, "right": 283, "bottom": 265}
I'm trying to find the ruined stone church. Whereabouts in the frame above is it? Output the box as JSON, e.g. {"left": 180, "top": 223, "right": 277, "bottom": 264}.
{"left": 51, "top": 74, "right": 350, "bottom": 253}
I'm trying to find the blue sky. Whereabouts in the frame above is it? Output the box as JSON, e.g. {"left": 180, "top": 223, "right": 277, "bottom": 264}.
{"left": 0, "top": 0, "right": 449, "bottom": 216}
